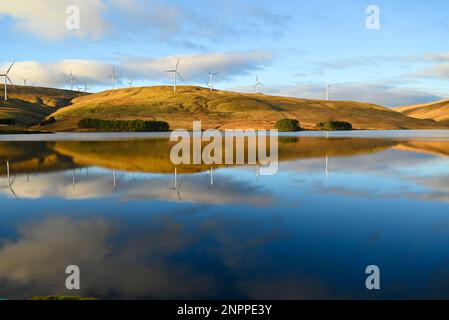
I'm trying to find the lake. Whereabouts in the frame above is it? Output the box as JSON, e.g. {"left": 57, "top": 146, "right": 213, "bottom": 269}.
{"left": 1, "top": 130, "right": 449, "bottom": 299}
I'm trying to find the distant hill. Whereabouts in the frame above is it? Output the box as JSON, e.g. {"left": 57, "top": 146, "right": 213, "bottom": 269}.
{"left": 47, "top": 85, "right": 446, "bottom": 131}
{"left": 0, "top": 85, "right": 86, "bottom": 128}
{"left": 395, "top": 98, "right": 449, "bottom": 124}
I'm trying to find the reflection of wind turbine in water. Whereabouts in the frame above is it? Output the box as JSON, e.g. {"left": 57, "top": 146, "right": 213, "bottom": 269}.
{"left": 1, "top": 161, "right": 19, "bottom": 200}
{"left": 256, "top": 163, "right": 260, "bottom": 185}
{"left": 325, "top": 155, "right": 329, "bottom": 177}
{"left": 72, "top": 168, "right": 76, "bottom": 192}
{"left": 113, "top": 169, "right": 117, "bottom": 190}
{"left": 325, "top": 131, "right": 330, "bottom": 177}
{"left": 169, "top": 167, "right": 183, "bottom": 200}
{"left": 209, "top": 166, "right": 214, "bottom": 187}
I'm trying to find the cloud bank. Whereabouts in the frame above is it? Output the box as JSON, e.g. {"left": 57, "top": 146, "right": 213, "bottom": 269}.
{"left": 1, "top": 50, "right": 272, "bottom": 88}
{"left": 232, "top": 83, "right": 443, "bottom": 107}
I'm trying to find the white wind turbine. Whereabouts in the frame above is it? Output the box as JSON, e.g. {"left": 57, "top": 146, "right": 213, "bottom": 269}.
{"left": 127, "top": 79, "right": 134, "bottom": 87}
{"left": 166, "top": 58, "right": 184, "bottom": 93}
{"left": 83, "top": 82, "right": 90, "bottom": 93}
{"left": 22, "top": 79, "right": 27, "bottom": 86}
{"left": 326, "top": 83, "right": 331, "bottom": 101}
{"left": 67, "top": 71, "right": 77, "bottom": 91}
{"left": 255, "top": 75, "right": 264, "bottom": 93}
{"left": 207, "top": 70, "right": 218, "bottom": 92}
{"left": 0, "top": 61, "right": 15, "bottom": 101}
{"left": 109, "top": 66, "right": 118, "bottom": 90}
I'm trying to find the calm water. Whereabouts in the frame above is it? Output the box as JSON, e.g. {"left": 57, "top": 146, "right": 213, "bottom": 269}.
{"left": 1, "top": 131, "right": 449, "bottom": 299}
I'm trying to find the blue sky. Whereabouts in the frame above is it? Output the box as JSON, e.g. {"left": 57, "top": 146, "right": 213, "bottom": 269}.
{"left": 1, "top": 0, "right": 449, "bottom": 106}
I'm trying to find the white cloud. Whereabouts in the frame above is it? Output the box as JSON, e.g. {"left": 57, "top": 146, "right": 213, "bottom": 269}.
{"left": 0, "top": 0, "right": 290, "bottom": 45}
{"left": 0, "top": 0, "right": 107, "bottom": 40}
{"left": 1, "top": 50, "right": 272, "bottom": 88}
{"left": 231, "top": 83, "right": 443, "bottom": 107}
{"left": 411, "top": 63, "right": 449, "bottom": 80}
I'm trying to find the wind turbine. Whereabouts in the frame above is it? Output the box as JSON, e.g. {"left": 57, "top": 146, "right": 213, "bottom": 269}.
{"left": 67, "top": 71, "right": 77, "bottom": 91}
{"left": 165, "top": 58, "right": 184, "bottom": 93}
{"left": 0, "top": 61, "right": 15, "bottom": 101}
{"left": 22, "top": 79, "right": 27, "bottom": 86}
{"left": 83, "top": 82, "right": 90, "bottom": 93}
{"left": 109, "top": 66, "right": 118, "bottom": 90}
{"left": 207, "top": 70, "right": 218, "bottom": 92}
{"left": 255, "top": 75, "right": 264, "bottom": 93}
{"left": 326, "top": 83, "right": 331, "bottom": 101}
{"left": 127, "top": 79, "right": 134, "bottom": 87}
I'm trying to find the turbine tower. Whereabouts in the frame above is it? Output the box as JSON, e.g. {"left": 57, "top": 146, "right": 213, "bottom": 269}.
{"left": 109, "top": 66, "right": 117, "bottom": 90}
{"left": 207, "top": 70, "right": 218, "bottom": 92}
{"left": 67, "top": 71, "right": 77, "bottom": 91}
{"left": 22, "top": 79, "right": 27, "bottom": 86}
{"left": 326, "top": 83, "right": 331, "bottom": 101}
{"left": 166, "top": 58, "right": 184, "bottom": 93}
{"left": 255, "top": 75, "right": 264, "bottom": 93}
{"left": 0, "top": 61, "right": 15, "bottom": 101}
{"left": 83, "top": 82, "right": 90, "bottom": 93}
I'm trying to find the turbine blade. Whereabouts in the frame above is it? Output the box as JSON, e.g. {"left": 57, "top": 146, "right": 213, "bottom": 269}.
{"left": 176, "top": 58, "right": 181, "bottom": 70}
{"left": 6, "top": 61, "right": 15, "bottom": 75}
{"left": 177, "top": 72, "right": 185, "bottom": 83}
{"left": 6, "top": 76, "right": 13, "bottom": 85}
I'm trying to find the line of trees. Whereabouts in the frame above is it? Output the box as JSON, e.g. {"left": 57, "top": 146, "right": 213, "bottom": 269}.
{"left": 78, "top": 118, "right": 170, "bottom": 132}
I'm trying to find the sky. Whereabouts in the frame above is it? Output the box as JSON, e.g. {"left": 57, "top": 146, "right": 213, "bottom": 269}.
{"left": 0, "top": 0, "right": 449, "bottom": 107}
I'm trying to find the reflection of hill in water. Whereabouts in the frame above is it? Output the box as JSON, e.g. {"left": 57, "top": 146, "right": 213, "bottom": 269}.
{"left": 0, "top": 142, "right": 78, "bottom": 175}
{"left": 51, "top": 138, "right": 397, "bottom": 174}
{"left": 1, "top": 137, "right": 449, "bottom": 175}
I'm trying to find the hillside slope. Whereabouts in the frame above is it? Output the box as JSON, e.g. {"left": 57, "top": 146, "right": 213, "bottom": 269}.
{"left": 0, "top": 85, "right": 86, "bottom": 128}
{"left": 49, "top": 86, "right": 446, "bottom": 131}
{"left": 395, "top": 98, "right": 449, "bottom": 124}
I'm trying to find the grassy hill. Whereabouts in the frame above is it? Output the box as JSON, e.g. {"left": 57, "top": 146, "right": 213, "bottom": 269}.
{"left": 0, "top": 85, "right": 86, "bottom": 130}
{"left": 395, "top": 98, "right": 449, "bottom": 124}
{"left": 47, "top": 85, "right": 447, "bottom": 131}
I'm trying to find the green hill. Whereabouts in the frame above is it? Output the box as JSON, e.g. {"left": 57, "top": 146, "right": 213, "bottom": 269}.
{"left": 0, "top": 85, "right": 86, "bottom": 131}
{"left": 395, "top": 98, "right": 449, "bottom": 124}
{"left": 47, "top": 85, "right": 446, "bottom": 131}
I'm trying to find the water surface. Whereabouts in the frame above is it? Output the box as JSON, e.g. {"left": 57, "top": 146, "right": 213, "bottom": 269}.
{"left": 1, "top": 131, "right": 449, "bottom": 299}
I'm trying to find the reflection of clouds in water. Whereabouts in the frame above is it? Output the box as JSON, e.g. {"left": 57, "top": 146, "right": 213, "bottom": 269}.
{"left": 0, "top": 212, "right": 328, "bottom": 299}
{"left": 410, "top": 175, "right": 449, "bottom": 203}
{"left": 0, "top": 216, "right": 215, "bottom": 299}
{"left": 283, "top": 149, "right": 449, "bottom": 204}
{"left": 0, "top": 170, "right": 274, "bottom": 206}
{"left": 281, "top": 149, "right": 437, "bottom": 175}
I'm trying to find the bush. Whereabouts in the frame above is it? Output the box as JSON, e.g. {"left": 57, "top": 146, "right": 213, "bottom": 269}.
{"left": 0, "top": 119, "right": 16, "bottom": 126}
{"left": 316, "top": 120, "right": 353, "bottom": 131}
{"left": 40, "top": 116, "right": 56, "bottom": 126}
{"left": 275, "top": 119, "right": 301, "bottom": 132}
{"left": 78, "top": 118, "right": 170, "bottom": 132}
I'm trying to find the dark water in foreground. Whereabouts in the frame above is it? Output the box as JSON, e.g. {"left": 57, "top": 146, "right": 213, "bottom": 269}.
{"left": 1, "top": 131, "right": 449, "bottom": 299}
